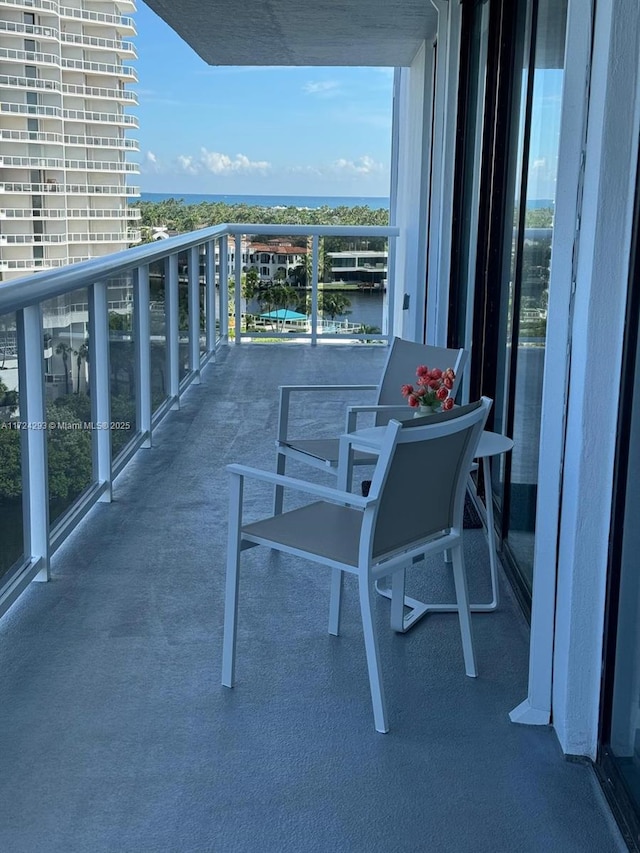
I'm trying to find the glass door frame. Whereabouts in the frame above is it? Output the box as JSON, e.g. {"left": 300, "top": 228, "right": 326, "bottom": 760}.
{"left": 449, "top": 0, "right": 536, "bottom": 616}
{"left": 597, "top": 139, "right": 640, "bottom": 853}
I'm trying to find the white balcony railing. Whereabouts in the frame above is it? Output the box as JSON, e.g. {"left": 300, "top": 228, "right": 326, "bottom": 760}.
{"left": 59, "top": 32, "right": 136, "bottom": 57}
{"left": 0, "top": 182, "right": 139, "bottom": 195}
{"left": 61, "top": 58, "right": 137, "bottom": 80}
{"left": 62, "top": 82, "right": 138, "bottom": 103}
{"left": 64, "top": 134, "right": 138, "bottom": 150}
{"left": 0, "top": 102, "right": 62, "bottom": 118}
{"left": 0, "top": 20, "right": 59, "bottom": 39}
{"left": 0, "top": 155, "right": 64, "bottom": 168}
{"left": 0, "top": 208, "right": 65, "bottom": 218}
{"left": 62, "top": 109, "right": 138, "bottom": 127}
{"left": 1, "top": 233, "right": 66, "bottom": 244}
{"left": 0, "top": 75, "right": 61, "bottom": 92}
{"left": 1, "top": 0, "right": 59, "bottom": 11}
{"left": 67, "top": 232, "right": 127, "bottom": 242}
{"left": 0, "top": 47, "right": 59, "bottom": 65}
{"left": 0, "top": 156, "right": 136, "bottom": 173}
{"left": 58, "top": 6, "right": 135, "bottom": 31}
{"left": 0, "top": 129, "right": 63, "bottom": 144}
{"left": 0, "top": 222, "right": 397, "bottom": 616}
{"left": 0, "top": 257, "right": 65, "bottom": 270}
{"left": 65, "top": 160, "right": 139, "bottom": 172}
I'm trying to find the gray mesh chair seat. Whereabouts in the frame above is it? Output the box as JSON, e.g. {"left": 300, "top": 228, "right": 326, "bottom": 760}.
{"left": 274, "top": 337, "right": 467, "bottom": 512}
{"left": 222, "top": 397, "right": 492, "bottom": 733}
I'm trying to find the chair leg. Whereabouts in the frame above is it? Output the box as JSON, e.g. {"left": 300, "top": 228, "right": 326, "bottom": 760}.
{"left": 328, "top": 568, "right": 343, "bottom": 636}
{"left": 451, "top": 545, "right": 477, "bottom": 678}
{"left": 390, "top": 567, "right": 406, "bottom": 632}
{"left": 358, "top": 575, "right": 388, "bottom": 733}
{"left": 273, "top": 451, "right": 286, "bottom": 515}
{"left": 222, "top": 476, "right": 243, "bottom": 688}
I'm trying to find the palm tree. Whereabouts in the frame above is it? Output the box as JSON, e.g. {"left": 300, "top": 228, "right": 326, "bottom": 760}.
{"left": 55, "top": 342, "right": 72, "bottom": 395}
{"left": 74, "top": 342, "right": 89, "bottom": 394}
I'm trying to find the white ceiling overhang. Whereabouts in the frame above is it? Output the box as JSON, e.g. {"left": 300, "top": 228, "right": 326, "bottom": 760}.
{"left": 143, "top": 0, "right": 439, "bottom": 67}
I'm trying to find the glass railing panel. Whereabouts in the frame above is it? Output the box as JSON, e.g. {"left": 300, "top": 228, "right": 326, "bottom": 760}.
{"left": 319, "top": 235, "right": 386, "bottom": 339}
{"left": 42, "top": 288, "right": 94, "bottom": 526}
{"left": 0, "top": 311, "right": 24, "bottom": 581}
{"left": 107, "top": 274, "right": 136, "bottom": 461}
{"left": 177, "top": 251, "right": 189, "bottom": 382}
{"left": 149, "top": 259, "right": 168, "bottom": 414}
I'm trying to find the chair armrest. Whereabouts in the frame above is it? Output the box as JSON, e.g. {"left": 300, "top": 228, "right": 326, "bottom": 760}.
{"left": 346, "top": 404, "right": 411, "bottom": 431}
{"left": 227, "top": 463, "right": 372, "bottom": 509}
{"left": 279, "top": 384, "right": 377, "bottom": 393}
{"left": 277, "top": 384, "right": 377, "bottom": 442}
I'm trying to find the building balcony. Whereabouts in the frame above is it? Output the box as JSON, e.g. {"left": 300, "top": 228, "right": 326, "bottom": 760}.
{"left": 65, "top": 159, "right": 139, "bottom": 172}
{"left": 0, "top": 155, "right": 64, "bottom": 168}
{"left": 0, "top": 102, "right": 62, "bottom": 118}
{"left": 62, "top": 82, "right": 138, "bottom": 103}
{"left": 0, "top": 20, "right": 59, "bottom": 40}
{"left": 61, "top": 57, "right": 137, "bottom": 80}
{"left": 0, "top": 129, "right": 63, "bottom": 145}
{"left": 0, "top": 74, "right": 62, "bottom": 93}
{"left": 0, "top": 223, "right": 625, "bottom": 851}
{"left": 0, "top": 46, "right": 59, "bottom": 66}
{"left": 66, "top": 231, "right": 127, "bottom": 242}
{"left": 64, "top": 133, "right": 139, "bottom": 150}
{"left": 62, "top": 108, "right": 137, "bottom": 127}
{"left": 59, "top": 31, "right": 137, "bottom": 58}
{"left": 58, "top": 6, "right": 136, "bottom": 34}
{"left": 0, "top": 233, "right": 66, "bottom": 244}
{"left": 0, "top": 256, "right": 64, "bottom": 270}
{"left": 0, "top": 207, "right": 66, "bottom": 218}
{"left": 1, "top": 0, "right": 59, "bottom": 12}
{"left": 65, "top": 207, "right": 141, "bottom": 219}
{"left": 0, "top": 182, "right": 139, "bottom": 195}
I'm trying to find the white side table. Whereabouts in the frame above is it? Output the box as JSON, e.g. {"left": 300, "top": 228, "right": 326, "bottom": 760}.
{"left": 337, "top": 426, "right": 514, "bottom": 632}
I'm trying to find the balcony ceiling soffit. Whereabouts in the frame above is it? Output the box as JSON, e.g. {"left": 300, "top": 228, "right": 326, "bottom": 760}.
{"left": 144, "top": 0, "right": 438, "bottom": 67}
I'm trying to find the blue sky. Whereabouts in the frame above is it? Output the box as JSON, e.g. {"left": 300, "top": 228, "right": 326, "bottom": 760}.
{"left": 133, "top": 2, "right": 394, "bottom": 197}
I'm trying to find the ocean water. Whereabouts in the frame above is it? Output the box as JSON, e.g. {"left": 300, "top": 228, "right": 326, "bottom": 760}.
{"left": 136, "top": 192, "right": 389, "bottom": 209}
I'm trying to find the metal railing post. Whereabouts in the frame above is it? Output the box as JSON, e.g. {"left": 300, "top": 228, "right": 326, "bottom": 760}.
{"left": 166, "top": 253, "right": 180, "bottom": 409}
{"left": 188, "top": 245, "right": 201, "bottom": 381}
{"left": 205, "top": 239, "right": 216, "bottom": 357}
{"left": 89, "top": 280, "right": 112, "bottom": 501}
{"left": 234, "top": 233, "right": 242, "bottom": 344}
{"left": 311, "top": 234, "right": 319, "bottom": 346}
{"left": 134, "top": 265, "right": 152, "bottom": 448}
{"left": 220, "top": 235, "right": 229, "bottom": 340}
{"left": 17, "top": 304, "right": 49, "bottom": 581}
{"left": 386, "top": 235, "right": 395, "bottom": 343}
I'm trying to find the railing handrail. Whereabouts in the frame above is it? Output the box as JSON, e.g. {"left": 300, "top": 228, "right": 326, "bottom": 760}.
{"left": 0, "top": 223, "right": 399, "bottom": 315}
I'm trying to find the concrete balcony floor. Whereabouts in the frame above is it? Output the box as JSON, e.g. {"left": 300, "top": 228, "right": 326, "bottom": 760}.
{"left": 0, "top": 344, "right": 626, "bottom": 852}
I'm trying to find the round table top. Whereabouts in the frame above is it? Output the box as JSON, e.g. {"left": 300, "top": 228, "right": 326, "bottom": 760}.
{"left": 344, "top": 426, "right": 514, "bottom": 459}
{"left": 475, "top": 430, "right": 514, "bottom": 458}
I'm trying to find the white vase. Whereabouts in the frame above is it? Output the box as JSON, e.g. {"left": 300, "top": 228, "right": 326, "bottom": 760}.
{"left": 414, "top": 404, "right": 441, "bottom": 418}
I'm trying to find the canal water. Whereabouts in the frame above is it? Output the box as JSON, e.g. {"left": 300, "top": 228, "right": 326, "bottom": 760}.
{"left": 245, "top": 289, "right": 384, "bottom": 328}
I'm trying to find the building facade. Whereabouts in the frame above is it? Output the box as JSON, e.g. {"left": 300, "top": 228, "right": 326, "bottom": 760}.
{"left": 0, "top": 0, "right": 140, "bottom": 281}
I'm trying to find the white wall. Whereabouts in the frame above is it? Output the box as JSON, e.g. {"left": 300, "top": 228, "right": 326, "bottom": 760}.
{"left": 391, "top": 42, "right": 434, "bottom": 342}
{"left": 551, "top": 0, "right": 640, "bottom": 758}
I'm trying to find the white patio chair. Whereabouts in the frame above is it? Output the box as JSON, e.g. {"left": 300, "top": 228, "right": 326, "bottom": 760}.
{"left": 222, "top": 397, "right": 491, "bottom": 733}
{"left": 273, "top": 336, "right": 468, "bottom": 513}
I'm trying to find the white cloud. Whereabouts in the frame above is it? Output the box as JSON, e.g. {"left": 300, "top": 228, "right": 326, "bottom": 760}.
{"left": 303, "top": 80, "right": 341, "bottom": 97}
{"left": 177, "top": 154, "right": 198, "bottom": 175}
{"left": 175, "top": 149, "right": 271, "bottom": 176}
{"left": 331, "top": 155, "right": 383, "bottom": 175}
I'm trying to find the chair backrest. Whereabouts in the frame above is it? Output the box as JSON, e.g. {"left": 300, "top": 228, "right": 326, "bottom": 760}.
{"left": 375, "top": 337, "right": 468, "bottom": 410}
{"left": 361, "top": 398, "right": 491, "bottom": 564}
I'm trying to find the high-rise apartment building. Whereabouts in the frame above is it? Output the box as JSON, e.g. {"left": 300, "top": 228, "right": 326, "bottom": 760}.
{"left": 0, "top": 0, "right": 140, "bottom": 281}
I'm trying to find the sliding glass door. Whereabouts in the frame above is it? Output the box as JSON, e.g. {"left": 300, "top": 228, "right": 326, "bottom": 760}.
{"left": 449, "top": 0, "right": 568, "bottom": 607}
